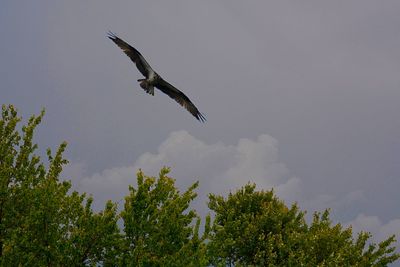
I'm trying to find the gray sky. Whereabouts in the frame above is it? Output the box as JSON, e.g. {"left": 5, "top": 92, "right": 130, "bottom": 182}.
{"left": 1, "top": 0, "right": 400, "bottom": 255}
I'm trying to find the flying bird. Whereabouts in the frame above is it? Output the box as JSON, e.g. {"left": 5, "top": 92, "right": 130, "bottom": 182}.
{"left": 107, "top": 32, "right": 206, "bottom": 122}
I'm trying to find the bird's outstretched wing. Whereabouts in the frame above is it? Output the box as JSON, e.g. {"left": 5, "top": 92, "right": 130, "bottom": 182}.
{"left": 107, "top": 31, "right": 153, "bottom": 78}
{"left": 156, "top": 79, "right": 206, "bottom": 122}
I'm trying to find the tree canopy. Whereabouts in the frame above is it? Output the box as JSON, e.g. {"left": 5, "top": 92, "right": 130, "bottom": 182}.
{"left": 0, "top": 104, "right": 398, "bottom": 266}
{"left": 207, "top": 185, "right": 399, "bottom": 266}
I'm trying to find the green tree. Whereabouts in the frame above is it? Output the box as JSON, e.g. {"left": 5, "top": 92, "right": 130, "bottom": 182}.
{"left": 0, "top": 105, "right": 120, "bottom": 266}
{"left": 207, "top": 183, "right": 399, "bottom": 266}
{"left": 1, "top": 104, "right": 398, "bottom": 266}
{"left": 117, "top": 167, "right": 209, "bottom": 267}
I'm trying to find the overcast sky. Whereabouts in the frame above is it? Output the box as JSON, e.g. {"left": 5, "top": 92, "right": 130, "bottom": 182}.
{"left": 1, "top": 0, "right": 400, "bottom": 256}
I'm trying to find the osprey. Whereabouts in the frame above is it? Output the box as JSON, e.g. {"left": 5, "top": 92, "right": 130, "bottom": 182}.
{"left": 108, "top": 32, "right": 206, "bottom": 122}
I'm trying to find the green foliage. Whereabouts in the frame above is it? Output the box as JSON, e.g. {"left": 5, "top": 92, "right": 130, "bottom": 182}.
{"left": 207, "top": 184, "right": 306, "bottom": 266}
{"left": 207, "top": 183, "right": 400, "bottom": 266}
{"left": 0, "top": 105, "right": 120, "bottom": 266}
{"left": 0, "top": 104, "right": 398, "bottom": 266}
{"left": 117, "top": 167, "right": 209, "bottom": 266}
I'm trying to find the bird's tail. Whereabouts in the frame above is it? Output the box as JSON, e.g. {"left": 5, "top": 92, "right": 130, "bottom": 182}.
{"left": 139, "top": 80, "right": 154, "bottom": 95}
{"left": 145, "top": 86, "right": 155, "bottom": 96}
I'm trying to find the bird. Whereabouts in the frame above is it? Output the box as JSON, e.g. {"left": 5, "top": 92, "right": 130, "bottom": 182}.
{"left": 107, "top": 32, "right": 206, "bottom": 122}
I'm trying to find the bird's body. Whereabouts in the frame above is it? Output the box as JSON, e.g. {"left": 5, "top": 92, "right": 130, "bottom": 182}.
{"left": 138, "top": 70, "right": 157, "bottom": 95}
{"left": 108, "top": 32, "right": 205, "bottom": 122}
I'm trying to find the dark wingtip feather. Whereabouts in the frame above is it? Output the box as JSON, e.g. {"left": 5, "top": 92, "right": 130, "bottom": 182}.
{"left": 197, "top": 113, "right": 206, "bottom": 123}
{"left": 107, "top": 31, "right": 117, "bottom": 40}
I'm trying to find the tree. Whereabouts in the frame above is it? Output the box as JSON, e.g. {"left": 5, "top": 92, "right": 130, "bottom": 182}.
{"left": 0, "top": 104, "right": 398, "bottom": 266}
{"left": 207, "top": 183, "right": 400, "bottom": 266}
{"left": 117, "top": 167, "right": 209, "bottom": 267}
{"left": 0, "top": 105, "right": 120, "bottom": 266}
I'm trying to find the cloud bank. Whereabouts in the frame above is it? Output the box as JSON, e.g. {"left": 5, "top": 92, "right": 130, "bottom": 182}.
{"left": 66, "top": 130, "right": 300, "bottom": 212}
{"left": 63, "top": 130, "right": 399, "bottom": 250}
{"left": 346, "top": 214, "right": 400, "bottom": 244}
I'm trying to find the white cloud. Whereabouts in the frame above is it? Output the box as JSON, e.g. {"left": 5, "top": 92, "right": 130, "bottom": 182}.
{"left": 72, "top": 130, "right": 300, "bottom": 211}
{"left": 62, "top": 162, "right": 87, "bottom": 190}
{"left": 301, "top": 189, "right": 367, "bottom": 218}
{"left": 65, "top": 130, "right": 400, "bottom": 256}
{"left": 135, "top": 131, "right": 293, "bottom": 194}
{"left": 348, "top": 214, "right": 382, "bottom": 235}
{"left": 346, "top": 213, "right": 400, "bottom": 249}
